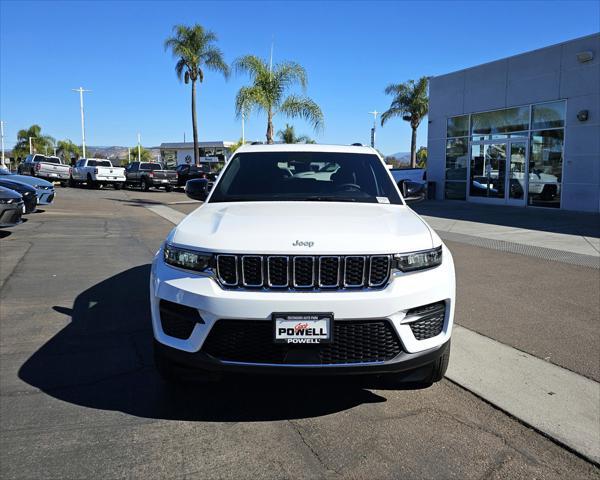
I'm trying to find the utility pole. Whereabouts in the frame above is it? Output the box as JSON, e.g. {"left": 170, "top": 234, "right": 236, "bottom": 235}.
{"left": 72, "top": 87, "right": 91, "bottom": 158}
{"left": 128, "top": 147, "right": 131, "bottom": 163}
{"left": 137, "top": 133, "right": 141, "bottom": 162}
{"left": 241, "top": 105, "right": 246, "bottom": 144}
{"left": 29, "top": 136, "right": 34, "bottom": 154}
{"left": 0, "top": 121, "right": 5, "bottom": 168}
{"left": 368, "top": 110, "right": 380, "bottom": 148}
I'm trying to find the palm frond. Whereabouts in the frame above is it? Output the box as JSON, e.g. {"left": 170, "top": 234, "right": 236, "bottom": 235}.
{"left": 232, "top": 55, "right": 269, "bottom": 80}
{"left": 278, "top": 95, "right": 324, "bottom": 132}
{"left": 235, "top": 86, "right": 268, "bottom": 118}
{"left": 204, "top": 46, "right": 230, "bottom": 79}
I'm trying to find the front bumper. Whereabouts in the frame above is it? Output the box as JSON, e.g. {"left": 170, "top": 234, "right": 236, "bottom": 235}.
{"left": 150, "top": 244, "right": 456, "bottom": 372}
{"left": 155, "top": 337, "right": 450, "bottom": 376}
{"left": 36, "top": 189, "right": 55, "bottom": 205}
{"left": 0, "top": 204, "right": 23, "bottom": 227}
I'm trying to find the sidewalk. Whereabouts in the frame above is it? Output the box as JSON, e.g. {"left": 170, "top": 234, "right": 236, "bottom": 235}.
{"left": 412, "top": 201, "right": 600, "bottom": 257}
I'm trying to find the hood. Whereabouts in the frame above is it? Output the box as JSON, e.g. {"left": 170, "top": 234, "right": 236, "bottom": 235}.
{"left": 171, "top": 202, "right": 435, "bottom": 255}
{"left": 0, "top": 186, "right": 22, "bottom": 200}
{"left": 0, "top": 173, "right": 53, "bottom": 188}
{"left": 0, "top": 179, "right": 36, "bottom": 193}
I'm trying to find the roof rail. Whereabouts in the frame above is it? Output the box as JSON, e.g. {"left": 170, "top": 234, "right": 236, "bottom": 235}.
{"left": 251, "top": 141, "right": 263, "bottom": 145}
{"left": 351, "top": 143, "right": 363, "bottom": 146}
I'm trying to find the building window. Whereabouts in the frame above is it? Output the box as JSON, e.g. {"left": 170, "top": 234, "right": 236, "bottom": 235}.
{"left": 529, "top": 129, "right": 563, "bottom": 208}
{"left": 532, "top": 101, "right": 566, "bottom": 130}
{"left": 444, "top": 137, "right": 468, "bottom": 200}
{"left": 447, "top": 115, "right": 469, "bottom": 138}
{"left": 471, "top": 106, "right": 530, "bottom": 138}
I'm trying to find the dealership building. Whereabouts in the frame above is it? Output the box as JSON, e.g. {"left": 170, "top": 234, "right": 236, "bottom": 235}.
{"left": 159, "top": 141, "right": 235, "bottom": 169}
{"left": 427, "top": 33, "right": 599, "bottom": 212}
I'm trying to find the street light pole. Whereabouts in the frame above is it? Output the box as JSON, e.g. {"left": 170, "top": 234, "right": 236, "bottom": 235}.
{"left": 368, "top": 110, "right": 380, "bottom": 148}
{"left": 0, "top": 120, "right": 5, "bottom": 168}
{"left": 72, "top": 87, "right": 91, "bottom": 158}
{"left": 137, "top": 133, "right": 141, "bottom": 162}
{"left": 241, "top": 105, "right": 246, "bottom": 144}
{"left": 128, "top": 147, "right": 131, "bottom": 163}
{"left": 29, "top": 136, "right": 34, "bottom": 154}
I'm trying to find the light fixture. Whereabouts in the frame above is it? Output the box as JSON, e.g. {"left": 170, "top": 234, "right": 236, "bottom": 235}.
{"left": 576, "top": 51, "right": 594, "bottom": 63}
{"left": 577, "top": 110, "right": 589, "bottom": 122}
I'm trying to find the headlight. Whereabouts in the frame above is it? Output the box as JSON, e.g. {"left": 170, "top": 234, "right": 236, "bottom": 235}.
{"left": 394, "top": 246, "right": 442, "bottom": 272}
{"left": 0, "top": 198, "right": 14, "bottom": 204}
{"left": 163, "top": 243, "right": 212, "bottom": 272}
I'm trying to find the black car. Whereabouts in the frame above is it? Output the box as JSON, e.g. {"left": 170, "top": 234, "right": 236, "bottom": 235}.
{"left": 0, "top": 179, "right": 37, "bottom": 213}
{"left": 175, "top": 164, "right": 217, "bottom": 187}
{"left": 0, "top": 186, "right": 24, "bottom": 227}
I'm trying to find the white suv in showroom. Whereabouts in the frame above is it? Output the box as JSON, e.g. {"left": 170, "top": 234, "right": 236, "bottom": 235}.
{"left": 150, "top": 144, "right": 455, "bottom": 386}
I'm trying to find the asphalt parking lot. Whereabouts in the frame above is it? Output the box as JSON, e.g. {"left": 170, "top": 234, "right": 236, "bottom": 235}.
{"left": 1, "top": 187, "right": 599, "bottom": 479}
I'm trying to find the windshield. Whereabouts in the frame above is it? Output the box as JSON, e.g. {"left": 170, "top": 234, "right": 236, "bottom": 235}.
{"left": 209, "top": 152, "right": 402, "bottom": 204}
{"left": 140, "top": 163, "right": 162, "bottom": 171}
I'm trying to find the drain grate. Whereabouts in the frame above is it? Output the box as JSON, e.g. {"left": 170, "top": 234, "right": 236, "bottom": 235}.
{"left": 439, "top": 231, "right": 600, "bottom": 269}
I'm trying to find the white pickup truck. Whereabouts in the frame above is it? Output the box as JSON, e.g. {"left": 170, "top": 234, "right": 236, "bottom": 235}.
{"left": 71, "top": 158, "right": 126, "bottom": 189}
{"left": 18, "top": 154, "right": 72, "bottom": 185}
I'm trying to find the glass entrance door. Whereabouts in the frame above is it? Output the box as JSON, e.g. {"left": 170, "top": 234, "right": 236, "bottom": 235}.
{"left": 469, "top": 139, "right": 528, "bottom": 205}
{"left": 469, "top": 142, "right": 506, "bottom": 200}
{"left": 506, "top": 140, "right": 528, "bottom": 206}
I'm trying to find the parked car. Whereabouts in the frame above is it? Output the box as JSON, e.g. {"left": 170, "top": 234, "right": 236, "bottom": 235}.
{"left": 152, "top": 144, "right": 455, "bottom": 387}
{"left": 390, "top": 168, "right": 426, "bottom": 184}
{"left": 17, "top": 154, "right": 71, "bottom": 185}
{"left": 175, "top": 164, "right": 217, "bottom": 187}
{"left": 0, "top": 186, "right": 24, "bottom": 227}
{"left": 0, "top": 167, "right": 55, "bottom": 205}
{"left": 70, "top": 158, "right": 126, "bottom": 189}
{"left": 0, "top": 179, "right": 38, "bottom": 213}
{"left": 125, "top": 162, "right": 178, "bottom": 191}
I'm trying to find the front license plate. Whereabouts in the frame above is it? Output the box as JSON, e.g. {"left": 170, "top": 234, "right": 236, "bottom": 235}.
{"left": 273, "top": 313, "right": 332, "bottom": 344}
{"left": 49, "top": 173, "right": 58, "bottom": 177}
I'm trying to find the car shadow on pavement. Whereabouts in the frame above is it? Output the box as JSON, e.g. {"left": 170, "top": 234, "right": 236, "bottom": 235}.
{"left": 18, "top": 265, "right": 387, "bottom": 421}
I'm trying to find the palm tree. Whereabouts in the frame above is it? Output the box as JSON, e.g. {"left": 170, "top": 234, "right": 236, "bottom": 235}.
{"left": 276, "top": 124, "right": 315, "bottom": 144}
{"left": 56, "top": 139, "right": 81, "bottom": 165}
{"left": 381, "top": 77, "right": 429, "bottom": 168}
{"left": 233, "top": 55, "right": 323, "bottom": 144}
{"left": 164, "top": 24, "right": 229, "bottom": 166}
{"left": 13, "top": 125, "right": 55, "bottom": 161}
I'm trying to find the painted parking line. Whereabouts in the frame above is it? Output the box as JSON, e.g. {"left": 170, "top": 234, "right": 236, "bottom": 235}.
{"left": 145, "top": 203, "right": 600, "bottom": 464}
{"left": 145, "top": 204, "right": 187, "bottom": 225}
{"left": 447, "top": 326, "right": 600, "bottom": 464}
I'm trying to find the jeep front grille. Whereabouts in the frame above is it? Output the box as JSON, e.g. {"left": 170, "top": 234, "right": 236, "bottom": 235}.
{"left": 215, "top": 254, "right": 391, "bottom": 290}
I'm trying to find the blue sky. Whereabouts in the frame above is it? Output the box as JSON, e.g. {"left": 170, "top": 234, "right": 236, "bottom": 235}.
{"left": 1, "top": 1, "right": 599, "bottom": 155}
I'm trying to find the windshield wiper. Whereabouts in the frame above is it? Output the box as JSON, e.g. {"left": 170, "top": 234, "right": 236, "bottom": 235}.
{"left": 302, "top": 196, "right": 357, "bottom": 202}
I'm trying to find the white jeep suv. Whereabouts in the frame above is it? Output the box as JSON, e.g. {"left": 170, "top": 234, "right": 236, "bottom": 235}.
{"left": 150, "top": 144, "right": 455, "bottom": 386}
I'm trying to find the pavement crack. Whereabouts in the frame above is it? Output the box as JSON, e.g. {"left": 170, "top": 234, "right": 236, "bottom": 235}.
{"left": 287, "top": 420, "right": 342, "bottom": 477}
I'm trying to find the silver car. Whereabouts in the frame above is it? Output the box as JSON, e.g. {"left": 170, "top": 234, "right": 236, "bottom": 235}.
{"left": 0, "top": 186, "right": 24, "bottom": 227}
{"left": 0, "top": 167, "right": 55, "bottom": 205}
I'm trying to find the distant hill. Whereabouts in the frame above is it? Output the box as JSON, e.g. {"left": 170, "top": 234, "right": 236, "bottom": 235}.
{"left": 385, "top": 151, "right": 411, "bottom": 167}
{"left": 86, "top": 146, "right": 161, "bottom": 162}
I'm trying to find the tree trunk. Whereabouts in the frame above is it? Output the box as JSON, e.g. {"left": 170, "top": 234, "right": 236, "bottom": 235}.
{"left": 410, "top": 126, "right": 417, "bottom": 168}
{"left": 266, "top": 109, "right": 274, "bottom": 144}
{"left": 191, "top": 79, "right": 199, "bottom": 166}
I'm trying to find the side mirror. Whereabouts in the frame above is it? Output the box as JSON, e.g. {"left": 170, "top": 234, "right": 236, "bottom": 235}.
{"left": 398, "top": 180, "right": 426, "bottom": 203}
{"left": 185, "top": 178, "right": 209, "bottom": 201}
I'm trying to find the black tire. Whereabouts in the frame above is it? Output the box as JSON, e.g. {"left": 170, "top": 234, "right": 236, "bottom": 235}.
{"left": 68, "top": 177, "right": 77, "bottom": 188}
{"left": 141, "top": 178, "right": 150, "bottom": 192}
{"left": 154, "top": 343, "right": 218, "bottom": 385}
{"left": 113, "top": 182, "right": 123, "bottom": 190}
{"left": 86, "top": 174, "right": 98, "bottom": 189}
{"left": 165, "top": 185, "right": 172, "bottom": 192}
{"left": 60, "top": 181, "right": 68, "bottom": 188}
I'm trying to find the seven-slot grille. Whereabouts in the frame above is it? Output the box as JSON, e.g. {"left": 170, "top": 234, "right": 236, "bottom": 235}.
{"left": 215, "top": 254, "right": 391, "bottom": 290}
